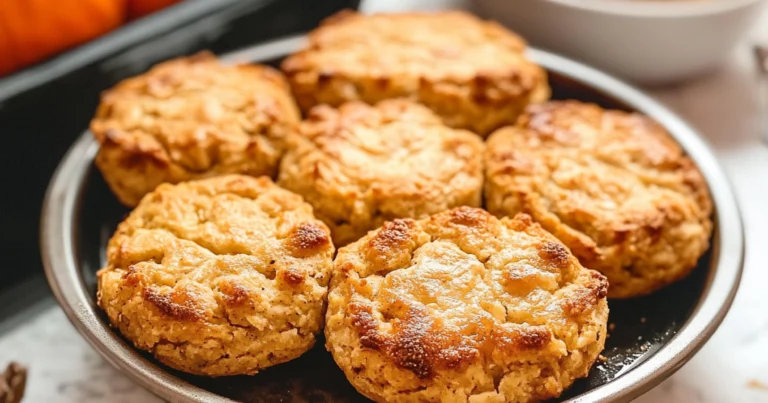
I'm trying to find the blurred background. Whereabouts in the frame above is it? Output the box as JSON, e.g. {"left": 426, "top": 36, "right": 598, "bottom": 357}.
{"left": 1, "top": 0, "right": 767, "bottom": 402}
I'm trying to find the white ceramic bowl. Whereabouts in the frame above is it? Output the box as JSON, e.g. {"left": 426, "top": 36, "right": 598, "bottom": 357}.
{"left": 474, "top": 0, "right": 765, "bottom": 85}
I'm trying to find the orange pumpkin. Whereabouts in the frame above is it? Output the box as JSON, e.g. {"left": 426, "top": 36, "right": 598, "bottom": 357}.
{"left": 0, "top": 0, "right": 127, "bottom": 77}
{"left": 0, "top": 0, "right": 182, "bottom": 78}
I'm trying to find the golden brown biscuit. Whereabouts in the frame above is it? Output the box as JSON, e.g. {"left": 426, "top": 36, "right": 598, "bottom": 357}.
{"left": 326, "top": 207, "right": 608, "bottom": 403}
{"left": 485, "top": 101, "right": 713, "bottom": 298}
{"left": 278, "top": 99, "right": 485, "bottom": 246}
{"left": 281, "top": 10, "right": 550, "bottom": 137}
{"left": 91, "top": 52, "right": 300, "bottom": 206}
{"left": 97, "top": 175, "right": 334, "bottom": 376}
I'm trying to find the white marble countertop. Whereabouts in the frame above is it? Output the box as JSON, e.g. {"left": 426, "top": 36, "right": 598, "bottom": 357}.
{"left": 3, "top": 2, "right": 768, "bottom": 402}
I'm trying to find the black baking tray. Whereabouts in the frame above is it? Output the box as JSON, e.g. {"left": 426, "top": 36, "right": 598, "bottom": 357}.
{"left": 0, "top": 0, "right": 359, "bottom": 332}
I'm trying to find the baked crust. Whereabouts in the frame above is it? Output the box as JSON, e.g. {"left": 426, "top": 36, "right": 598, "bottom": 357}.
{"left": 91, "top": 52, "right": 300, "bottom": 206}
{"left": 96, "top": 175, "right": 334, "bottom": 376}
{"left": 281, "top": 10, "right": 550, "bottom": 137}
{"left": 326, "top": 207, "right": 608, "bottom": 402}
{"left": 278, "top": 99, "right": 485, "bottom": 246}
{"left": 485, "top": 101, "right": 713, "bottom": 298}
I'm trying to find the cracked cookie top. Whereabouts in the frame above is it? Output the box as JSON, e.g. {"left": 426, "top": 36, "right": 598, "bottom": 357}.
{"left": 91, "top": 52, "right": 300, "bottom": 206}
{"left": 278, "top": 99, "right": 485, "bottom": 246}
{"left": 325, "top": 207, "right": 608, "bottom": 402}
{"left": 281, "top": 10, "right": 550, "bottom": 136}
{"left": 485, "top": 101, "right": 713, "bottom": 298}
{"left": 96, "top": 175, "right": 334, "bottom": 376}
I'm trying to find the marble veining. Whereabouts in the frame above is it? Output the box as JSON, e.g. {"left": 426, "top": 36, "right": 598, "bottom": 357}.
{"left": 0, "top": 308, "right": 160, "bottom": 403}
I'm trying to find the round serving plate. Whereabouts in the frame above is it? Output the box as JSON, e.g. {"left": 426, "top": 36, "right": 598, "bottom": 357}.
{"left": 41, "top": 35, "right": 744, "bottom": 403}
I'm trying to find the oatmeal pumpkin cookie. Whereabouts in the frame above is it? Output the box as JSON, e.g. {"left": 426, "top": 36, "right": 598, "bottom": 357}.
{"left": 326, "top": 207, "right": 609, "bottom": 402}
{"left": 97, "top": 175, "right": 333, "bottom": 376}
{"left": 485, "top": 101, "right": 713, "bottom": 298}
{"left": 278, "top": 99, "right": 485, "bottom": 246}
{"left": 91, "top": 52, "right": 299, "bottom": 206}
{"left": 282, "top": 10, "right": 549, "bottom": 137}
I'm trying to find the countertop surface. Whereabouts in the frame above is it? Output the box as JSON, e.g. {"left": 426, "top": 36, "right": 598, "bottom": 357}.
{"left": 3, "top": 1, "right": 768, "bottom": 402}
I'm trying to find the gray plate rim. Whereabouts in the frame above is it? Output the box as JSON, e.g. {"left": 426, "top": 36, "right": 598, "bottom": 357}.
{"left": 40, "top": 35, "right": 744, "bottom": 403}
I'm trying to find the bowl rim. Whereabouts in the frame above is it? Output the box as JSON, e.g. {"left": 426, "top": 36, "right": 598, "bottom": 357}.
{"left": 40, "top": 35, "right": 744, "bottom": 403}
{"left": 543, "top": 0, "right": 763, "bottom": 18}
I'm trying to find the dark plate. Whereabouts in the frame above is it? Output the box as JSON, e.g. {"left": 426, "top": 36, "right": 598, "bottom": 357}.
{"left": 42, "top": 36, "right": 744, "bottom": 403}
